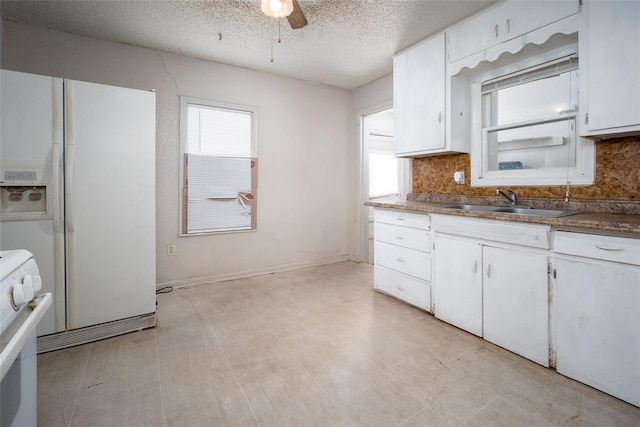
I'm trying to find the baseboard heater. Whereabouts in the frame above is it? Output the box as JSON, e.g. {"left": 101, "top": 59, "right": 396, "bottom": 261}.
{"left": 36, "top": 312, "right": 156, "bottom": 353}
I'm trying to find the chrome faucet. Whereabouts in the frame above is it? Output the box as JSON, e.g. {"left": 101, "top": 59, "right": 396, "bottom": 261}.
{"left": 496, "top": 189, "right": 517, "bottom": 205}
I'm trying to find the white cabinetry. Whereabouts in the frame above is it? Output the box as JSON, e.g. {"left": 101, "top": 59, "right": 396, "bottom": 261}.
{"left": 373, "top": 209, "right": 431, "bottom": 311}
{"left": 483, "top": 246, "right": 549, "bottom": 366}
{"left": 447, "top": 0, "right": 578, "bottom": 63}
{"left": 433, "top": 235, "right": 482, "bottom": 336}
{"left": 579, "top": 0, "right": 640, "bottom": 137}
{"left": 394, "top": 33, "right": 464, "bottom": 157}
{"left": 553, "top": 231, "right": 640, "bottom": 407}
{"left": 432, "top": 215, "right": 550, "bottom": 365}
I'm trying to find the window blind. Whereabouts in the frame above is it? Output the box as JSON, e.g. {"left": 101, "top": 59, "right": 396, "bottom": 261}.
{"left": 183, "top": 101, "right": 256, "bottom": 234}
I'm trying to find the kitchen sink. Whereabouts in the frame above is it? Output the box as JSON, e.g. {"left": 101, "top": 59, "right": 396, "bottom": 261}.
{"left": 444, "top": 204, "right": 508, "bottom": 212}
{"left": 444, "top": 204, "right": 579, "bottom": 218}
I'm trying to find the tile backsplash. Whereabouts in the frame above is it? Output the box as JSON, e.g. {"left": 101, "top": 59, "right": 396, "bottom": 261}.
{"left": 413, "top": 135, "right": 640, "bottom": 200}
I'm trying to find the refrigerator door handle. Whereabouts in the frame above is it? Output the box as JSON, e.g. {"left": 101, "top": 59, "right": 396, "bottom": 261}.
{"left": 64, "top": 81, "right": 77, "bottom": 327}
{"left": 52, "top": 77, "right": 64, "bottom": 236}
{"left": 51, "top": 141, "right": 63, "bottom": 235}
{"left": 65, "top": 80, "right": 76, "bottom": 234}
{"left": 65, "top": 145, "right": 75, "bottom": 234}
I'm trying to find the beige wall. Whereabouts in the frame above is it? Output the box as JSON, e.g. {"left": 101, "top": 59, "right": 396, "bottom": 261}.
{"left": 3, "top": 22, "right": 356, "bottom": 286}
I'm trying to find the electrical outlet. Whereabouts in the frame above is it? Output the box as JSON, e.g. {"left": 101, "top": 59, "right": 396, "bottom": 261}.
{"left": 167, "top": 244, "right": 176, "bottom": 256}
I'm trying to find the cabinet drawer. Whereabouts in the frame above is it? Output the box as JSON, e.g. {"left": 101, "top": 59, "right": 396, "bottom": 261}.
{"left": 374, "top": 222, "right": 430, "bottom": 252}
{"left": 554, "top": 232, "right": 640, "bottom": 266}
{"left": 375, "top": 265, "right": 431, "bottom": 311}
{"left": 431, "top": 214, "right": 550, "bottom": 249}
{"left": 374, "top": 209, "right": 430, "bottom": 230}
{"left": 375, "top": 241, "right": 431, "bottom": 280}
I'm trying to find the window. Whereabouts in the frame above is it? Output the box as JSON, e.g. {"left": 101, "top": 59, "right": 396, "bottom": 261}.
{"left": 465, "top": 36, "right": 594, "bottom": 187}
{"left": 180, "top": 98, "right": 257, "bottom": 235}
{"left": 368, "top": 132, "right": 399, "bottom": 199}
{"left": 482, "top": 58, "right": 579, "bottom": 173}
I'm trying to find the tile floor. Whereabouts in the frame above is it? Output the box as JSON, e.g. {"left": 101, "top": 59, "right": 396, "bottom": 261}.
{"left": 37, "top": 262, "right": 640, "bottom": 426}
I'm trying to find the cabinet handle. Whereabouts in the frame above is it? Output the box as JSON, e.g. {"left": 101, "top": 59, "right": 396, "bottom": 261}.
{"left": 438, "top": 112, "right": 442, "bottom": 123}
{"left": 395, "top": 236, "right": 405, "bottom": 240}
{"left": 396, "top": 217, "right": 405, "bottom": 221}
{"left": 595, "top": 244, "right": 625, "bottom": 251}
{"left": 396, "top": 285, "right": 405, "bottom": 291}
{"left": 486, "top": 263, "right": 491, "bottom": 278}
{"left": 472, "top": 260, "right": 478, "bottom": 274}
{"left": 494, "top": 24, "right": 499, "bottom": 38}
{"left": 506, "top": 19, "right": 511, "bottom": 34}
{"left": 396, "top": 257, "right": 405, "bottom": 262}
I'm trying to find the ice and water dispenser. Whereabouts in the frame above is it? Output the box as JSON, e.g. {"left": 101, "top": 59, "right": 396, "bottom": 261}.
{"left": 0, "top": 162, "right": 50, "bottom": 220}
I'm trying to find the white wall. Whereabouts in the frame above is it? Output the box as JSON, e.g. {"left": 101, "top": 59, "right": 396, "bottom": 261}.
{"left": 2, "top": 22, "right": 354, "bottom": 286}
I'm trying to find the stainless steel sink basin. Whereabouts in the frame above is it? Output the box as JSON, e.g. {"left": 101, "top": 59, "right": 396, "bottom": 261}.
{"left": 444, "top": 204, "right": 507, "bottom": 212}
{"left": 444, "top": 204, "right": 579, "bottom": 218}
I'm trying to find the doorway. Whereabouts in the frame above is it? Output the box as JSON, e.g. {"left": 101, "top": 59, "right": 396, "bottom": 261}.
{"left": 360, "top": 108, "right": 411, "bottom": 264}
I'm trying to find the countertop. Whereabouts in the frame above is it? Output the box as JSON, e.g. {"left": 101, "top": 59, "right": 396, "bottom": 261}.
{"left": 365, "top": 196, "right": 640, "bottom": 238}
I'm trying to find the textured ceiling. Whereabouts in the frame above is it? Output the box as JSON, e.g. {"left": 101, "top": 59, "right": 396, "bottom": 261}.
{"left": 0, "top": 0, "right": 495, "bottom": 89}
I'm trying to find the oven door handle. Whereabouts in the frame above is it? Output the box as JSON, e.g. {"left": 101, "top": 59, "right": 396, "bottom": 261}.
{"left": 0, "top": 293, "right": 52, "bottom": 382}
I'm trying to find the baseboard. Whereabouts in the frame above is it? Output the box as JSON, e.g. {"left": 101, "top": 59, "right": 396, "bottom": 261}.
{"left": 156, "top": 254, "right": 351, "bottom": 290}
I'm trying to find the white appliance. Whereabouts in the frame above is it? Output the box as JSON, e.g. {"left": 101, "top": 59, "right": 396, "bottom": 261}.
{"left": 0, "top": 70, "right": 156, "bottom": 352}
{"left": 0, "top": 249, "right": 52, "bottom": 427}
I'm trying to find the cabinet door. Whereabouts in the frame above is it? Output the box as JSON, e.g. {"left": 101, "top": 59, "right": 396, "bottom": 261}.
{"left": 447, "top": 1, "right": 578, "bottom": 63}
{"left": 394, "top": 33, "right": 445, "bottom": 156}
{"left": 581, "top": 1, "right": 640, "bottom": 134}
{"left": 447, "top": 8, "right": 500, "bottom": 63}
{"left": 500, "top": 1, "right": 578, "bottom": 46}
{"left": 555, "top": 259, "right": 640, "bottom": 407}
{"left": 483, "top": 247, "right": 549, "bottom": 366}
{"left": 433, "top": 236, "right": 482, "bottom": 336}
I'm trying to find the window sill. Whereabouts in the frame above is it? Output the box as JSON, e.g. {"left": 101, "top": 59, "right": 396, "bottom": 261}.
{"left": 178, "top": 228, "right": 257, "bottom": 237}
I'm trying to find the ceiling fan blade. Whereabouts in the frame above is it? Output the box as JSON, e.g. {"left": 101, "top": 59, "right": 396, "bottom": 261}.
{"left": 287, "top": 0, "right": 308, "bottom": 29}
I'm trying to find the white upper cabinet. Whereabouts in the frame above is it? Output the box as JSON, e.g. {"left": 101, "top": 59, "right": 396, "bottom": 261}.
{"left": 579, "top": 0, "right": 640, "bottom": 137}
{"left": 394, "top": 33, "right": 455, "bottom": 157}
{"left": 447, "top": 0, "right": 579, "bottom": 64}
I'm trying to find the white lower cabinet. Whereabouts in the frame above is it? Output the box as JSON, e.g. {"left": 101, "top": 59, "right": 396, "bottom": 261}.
{"left": 433, "top": 236, "right": 482, "bottom": 336}
{"left": 553, "top": 231, "right": 640, "bottom": 407}
{"left": 374, "top": 210, "right": 640, "bottom": 405}
{"left": 483, "top": 247, "right": 549, "bottom": 366}
{"left": 432, "top": 215, "right": 551, "bottom": 366}
{"left": 373, "top": 209, "right": 431, "bottom": 311}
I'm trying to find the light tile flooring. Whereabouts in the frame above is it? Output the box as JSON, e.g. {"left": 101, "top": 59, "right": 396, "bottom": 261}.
{"left": 38, "top": 262, "right": 640, "bottom": 426}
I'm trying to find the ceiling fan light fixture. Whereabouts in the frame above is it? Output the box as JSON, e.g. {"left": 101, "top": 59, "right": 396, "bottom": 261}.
{"left": 261, "top": 0, "right": 294, "bottom": 18}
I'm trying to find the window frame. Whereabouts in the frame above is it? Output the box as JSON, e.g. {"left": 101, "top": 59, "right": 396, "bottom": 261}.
{"left": 468, "top": 45, "right": 595, "bottom": 187}
{"left": 178, "top": 96, "right": 258, "bottom": 236}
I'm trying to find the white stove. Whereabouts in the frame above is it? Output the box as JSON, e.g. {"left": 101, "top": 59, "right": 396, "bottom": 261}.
{"left": 0, "top": 249, "right": 52, "bottom": 427}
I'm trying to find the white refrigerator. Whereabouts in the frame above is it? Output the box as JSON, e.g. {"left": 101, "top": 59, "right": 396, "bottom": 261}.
{"left": 0, "top": 70, "right": 156, "bottom": 351}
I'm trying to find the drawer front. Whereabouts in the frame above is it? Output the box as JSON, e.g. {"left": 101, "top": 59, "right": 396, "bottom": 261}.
{"left": 554, "top": 232, "right": 640, "bottom": 266}
{"left": 375, "top": 241, "right": 431, "bottom": 280}
{"left": 375, "top": 222, "right": 430, "bottom": 253}
{"left": 431, "top": 214, "right": 551, "bottom": 249}
{"left": 374, "top": 209, "right": 430, "bottom": 230}
{"left": 375, "top": 265, "right": 431, "bottom": 311}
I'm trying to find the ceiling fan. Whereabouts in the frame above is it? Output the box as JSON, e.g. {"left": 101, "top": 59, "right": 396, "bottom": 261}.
{"left": 261, "top": 0, "right": 308, "bottom": 29}
{"left": 287, "top": 0, "right": 308, "bottom": 29}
